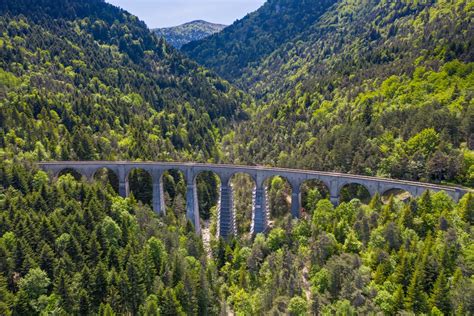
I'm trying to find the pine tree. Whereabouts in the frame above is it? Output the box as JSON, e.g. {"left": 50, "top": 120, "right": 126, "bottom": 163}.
{"left": 0, "top": 275, "right": 13, "bottom": 315}
{"left": 125, "top": 260, "right": 145, "bottom": 314}
{"left": 0, "top": 244, "right": 11, "bottom": 277}
{"left": 98, "top": 302, "right": 116, "bottom": 316}
{"left": 381, "top": 196, "right": 396, "bottom": 224}
{"left": 418, "top": 190, "right": 433, "bottom": 216}
{"left": 159, "top": 288, "right": 185, "bottom": 316}
{"left": 405, "top": 264, "right": 429, "bottom": 313}
{"left": 147, "top": 237, "right": 167, "bottom": 275}
{"left": 142, "top": 294, "right": 160, "bottom": 316}
{"left": 430, "top": 270, "right": 451, "bottom": 314}
{"left": 460, "top": 193, "right": 473, "bottom": 225}
{"left": 393, "top": 285, "right": 404, "bottom": 313}
{"left": 12, "top": 289, "right": 33, "bottom": 315}
{"left": 91, "top": 262, "right": 108, "bottom": 307}
{"left": 78, "top": 289, "right": 91, "bottom": 316}
{"left": 54, "top": 270, "right": 73, "bottom": 313}
{"left": 197, "top": 269, "right": 210, "bottom": 315}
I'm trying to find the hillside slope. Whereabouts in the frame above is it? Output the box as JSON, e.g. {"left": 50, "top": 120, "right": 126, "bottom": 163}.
{"left": 154, "top": 20, "right": 226, "bottom": 49}
{"left": 241, "top": 0, "right": 474, "bottom": 99}
{"left": 182, "top": 0, "right": 338, "bottom": 81}
{"left": 212, "top": 0, "right": 473, "bottom": 187}
{"left": 0, "top": 0, "right": 249, "bottom": 163}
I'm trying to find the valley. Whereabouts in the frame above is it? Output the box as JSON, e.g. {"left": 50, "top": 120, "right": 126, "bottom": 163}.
{"left": 0, "top": 0, "right": 473, "bottom": 314}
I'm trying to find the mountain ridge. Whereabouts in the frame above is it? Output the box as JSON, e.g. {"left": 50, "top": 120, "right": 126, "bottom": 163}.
{"left": 182, "top": 0, "right": 338, "bottom": 81}
{"left": 154, "top": 20, "right": 226, "bottom": 49}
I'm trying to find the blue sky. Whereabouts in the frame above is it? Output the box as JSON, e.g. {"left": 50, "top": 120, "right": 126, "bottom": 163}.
{"left": 105, "top": 0, "right": 266, "bottom": 28}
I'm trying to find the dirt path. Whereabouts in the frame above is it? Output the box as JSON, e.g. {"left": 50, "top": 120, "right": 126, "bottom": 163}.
{"left": 201, "top": 219, "right": 212, "bottom": 259}
{"left": 302, "top": 265, "right": 311, "bottom": 301}
{"left": 202, "top": 220, "right": 236, "bottom": 315}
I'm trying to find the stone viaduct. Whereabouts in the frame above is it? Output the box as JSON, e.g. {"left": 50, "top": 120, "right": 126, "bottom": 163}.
{"left": 38, "top": 161, "right": 471, "bottom": 238}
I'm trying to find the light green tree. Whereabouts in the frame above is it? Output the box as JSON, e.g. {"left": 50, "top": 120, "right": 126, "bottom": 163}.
{"left": 18, "top": 268, "right": 50, "bottom": 300}
{"left": 288, "top": 296, "right": 308, "bottom": 316}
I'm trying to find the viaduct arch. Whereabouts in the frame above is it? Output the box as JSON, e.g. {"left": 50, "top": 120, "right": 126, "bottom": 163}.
{"left": 38, "top": 161, "right": 472, "bottom": 238}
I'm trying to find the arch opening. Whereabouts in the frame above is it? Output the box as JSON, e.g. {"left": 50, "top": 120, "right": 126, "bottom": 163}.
{"left": 230, "top": 172, "right": 255, "bottom": 240}
{"left": 57, "top": 168, "right": 83, "bottom": 181}
{"left": 195, "top": 171, "right": 221, "bottom": 221}
{"left": 264, "top": 175, "right": 292, "bottom": 227}
{"left": 194, "top": 171, "right": 221, "bottom": 243}
{"left": 162, "top": 169, "right": 187, "bottom": 217}
{"left": 340, "top": 183, "right": 371, "bottom": 204}
{"left": 128, "top": 169, "right": 153, "bottom": 206}
{"left": 93, "top": 168, "right": 119, "bottom": 194}
{"left": 382, "top": 188, "right": 412, "bottom": 203}
{"left": 300, "top": 179, "right": 330, "bottom": 216}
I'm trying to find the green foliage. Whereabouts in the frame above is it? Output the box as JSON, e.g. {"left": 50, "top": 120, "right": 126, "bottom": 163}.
{"left": 430, "top": 270, "right": 451, "bottom": 314}
{"left": 0, "top": 0, "right": 249, "bottom": 163}
{"left": 18, "top": 268, "right": 50, "bottom": 300}
{"left": 141, "top": 294, "right": 160, "bottom": 316}
{"left": 98, "top": 303, "right": 115, "bottom": 316}
{"left": 216, "top": 0, "right": 473, "bottom": 187}
{"left": 0, "top": 0, "right": 473, "bottom": 315}
{"left": 266, "top": 228, "right": 286, "bottom": 251}
{"left": 183, "top": 0, "right": 337, "bottom": 80}
{"left": 460, "top": 193, "right": 474, "bottom": 224}
{"left": 219, "top": 190, "right": 473, "bottom": 315}
{"left": 0, "top": 162, "right": 216, "bottom": 315}
{"left": 287, "top": 296, "right": 308, "bottom": 316}
{"left": 1, "top": 164, "right": 473, "bottom": 315}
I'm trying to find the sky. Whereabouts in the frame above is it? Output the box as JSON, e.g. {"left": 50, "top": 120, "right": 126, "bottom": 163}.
{"left": 105, "top": 0, "right": 266, "bottom": 28}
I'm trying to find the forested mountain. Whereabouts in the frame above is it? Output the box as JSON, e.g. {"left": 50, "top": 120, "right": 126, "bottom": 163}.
{"left": 0, "top": 0, "right": 241, "bottom": 313}
{"left": 154, "top": 20, "right": 226, "bottom": 49}
{"left": 1, "top": 0, "right": 474, "bottom": 315}
{"left": 0, "top": 0, "right": 249, "bottom": 163}
{"left": 182, "top": 0, "right": 338, "bottom": 81}
{"left": 191, "top": 0, "right": 473, "bottom": 187}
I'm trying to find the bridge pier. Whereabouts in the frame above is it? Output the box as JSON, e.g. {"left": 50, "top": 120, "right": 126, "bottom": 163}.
{"left": 252, "top": 186, "right": 268, "bottom": 234}
{"left": 117, "top": 166, "right": 129, "bottom": 198}
{"left": 330, "top": 196, "right": 340, "bottom": 206}
{"left": 291, "top": 186, "right": 301, "bottom": 218}
{"left": 118, "top": 180, "right": 129, "bottom": 198}
{"left": 329, "top": 179, "right": 340, "bottom": 206}
{"left": 218, "top": 182, "right": 235, "bottom": 238}
{"left": 186, "top": 182, "right": 201, "bottom": 233}
{"left": 152, "top": 170, "right": 165, "bottom": 214}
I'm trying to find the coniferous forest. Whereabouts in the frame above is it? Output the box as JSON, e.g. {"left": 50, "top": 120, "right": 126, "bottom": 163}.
{"left": 0, "top": 0, "right": 473, "bottom": 315}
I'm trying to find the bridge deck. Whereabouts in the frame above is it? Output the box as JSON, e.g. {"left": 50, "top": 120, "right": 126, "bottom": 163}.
{"left": 38, "top": 161, "right": 472, "bottom": 193}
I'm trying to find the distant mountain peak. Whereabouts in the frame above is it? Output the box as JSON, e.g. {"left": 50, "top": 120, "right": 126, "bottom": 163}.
{"left": 154, "top": 20, "right": 226, "bottom": 49}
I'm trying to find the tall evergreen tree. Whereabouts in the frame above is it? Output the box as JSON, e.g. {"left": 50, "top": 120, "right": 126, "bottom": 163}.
{"left": 430, "top": 270, "right": 451, "bottom": 314}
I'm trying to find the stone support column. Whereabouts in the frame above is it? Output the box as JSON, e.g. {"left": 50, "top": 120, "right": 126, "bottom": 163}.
{"left": 118, "top": 166, "right": 129, "bottom": 198}
{"left": 329, "top": 179, "right": 340, "bottom": 206}
{"left": 186, "top": 176, "right": 201, "bottom": 233}
{"left": 218, "top": 181, "right": 235, "bottom": 238}
{"left": 251, "top": 185, "right": 268, "bottom": 234}
{"left": 152, "top": 170, "right": 165, "bottom": 214}
{"left": 291, "top": 185, "right": 302, "bottom": 218}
